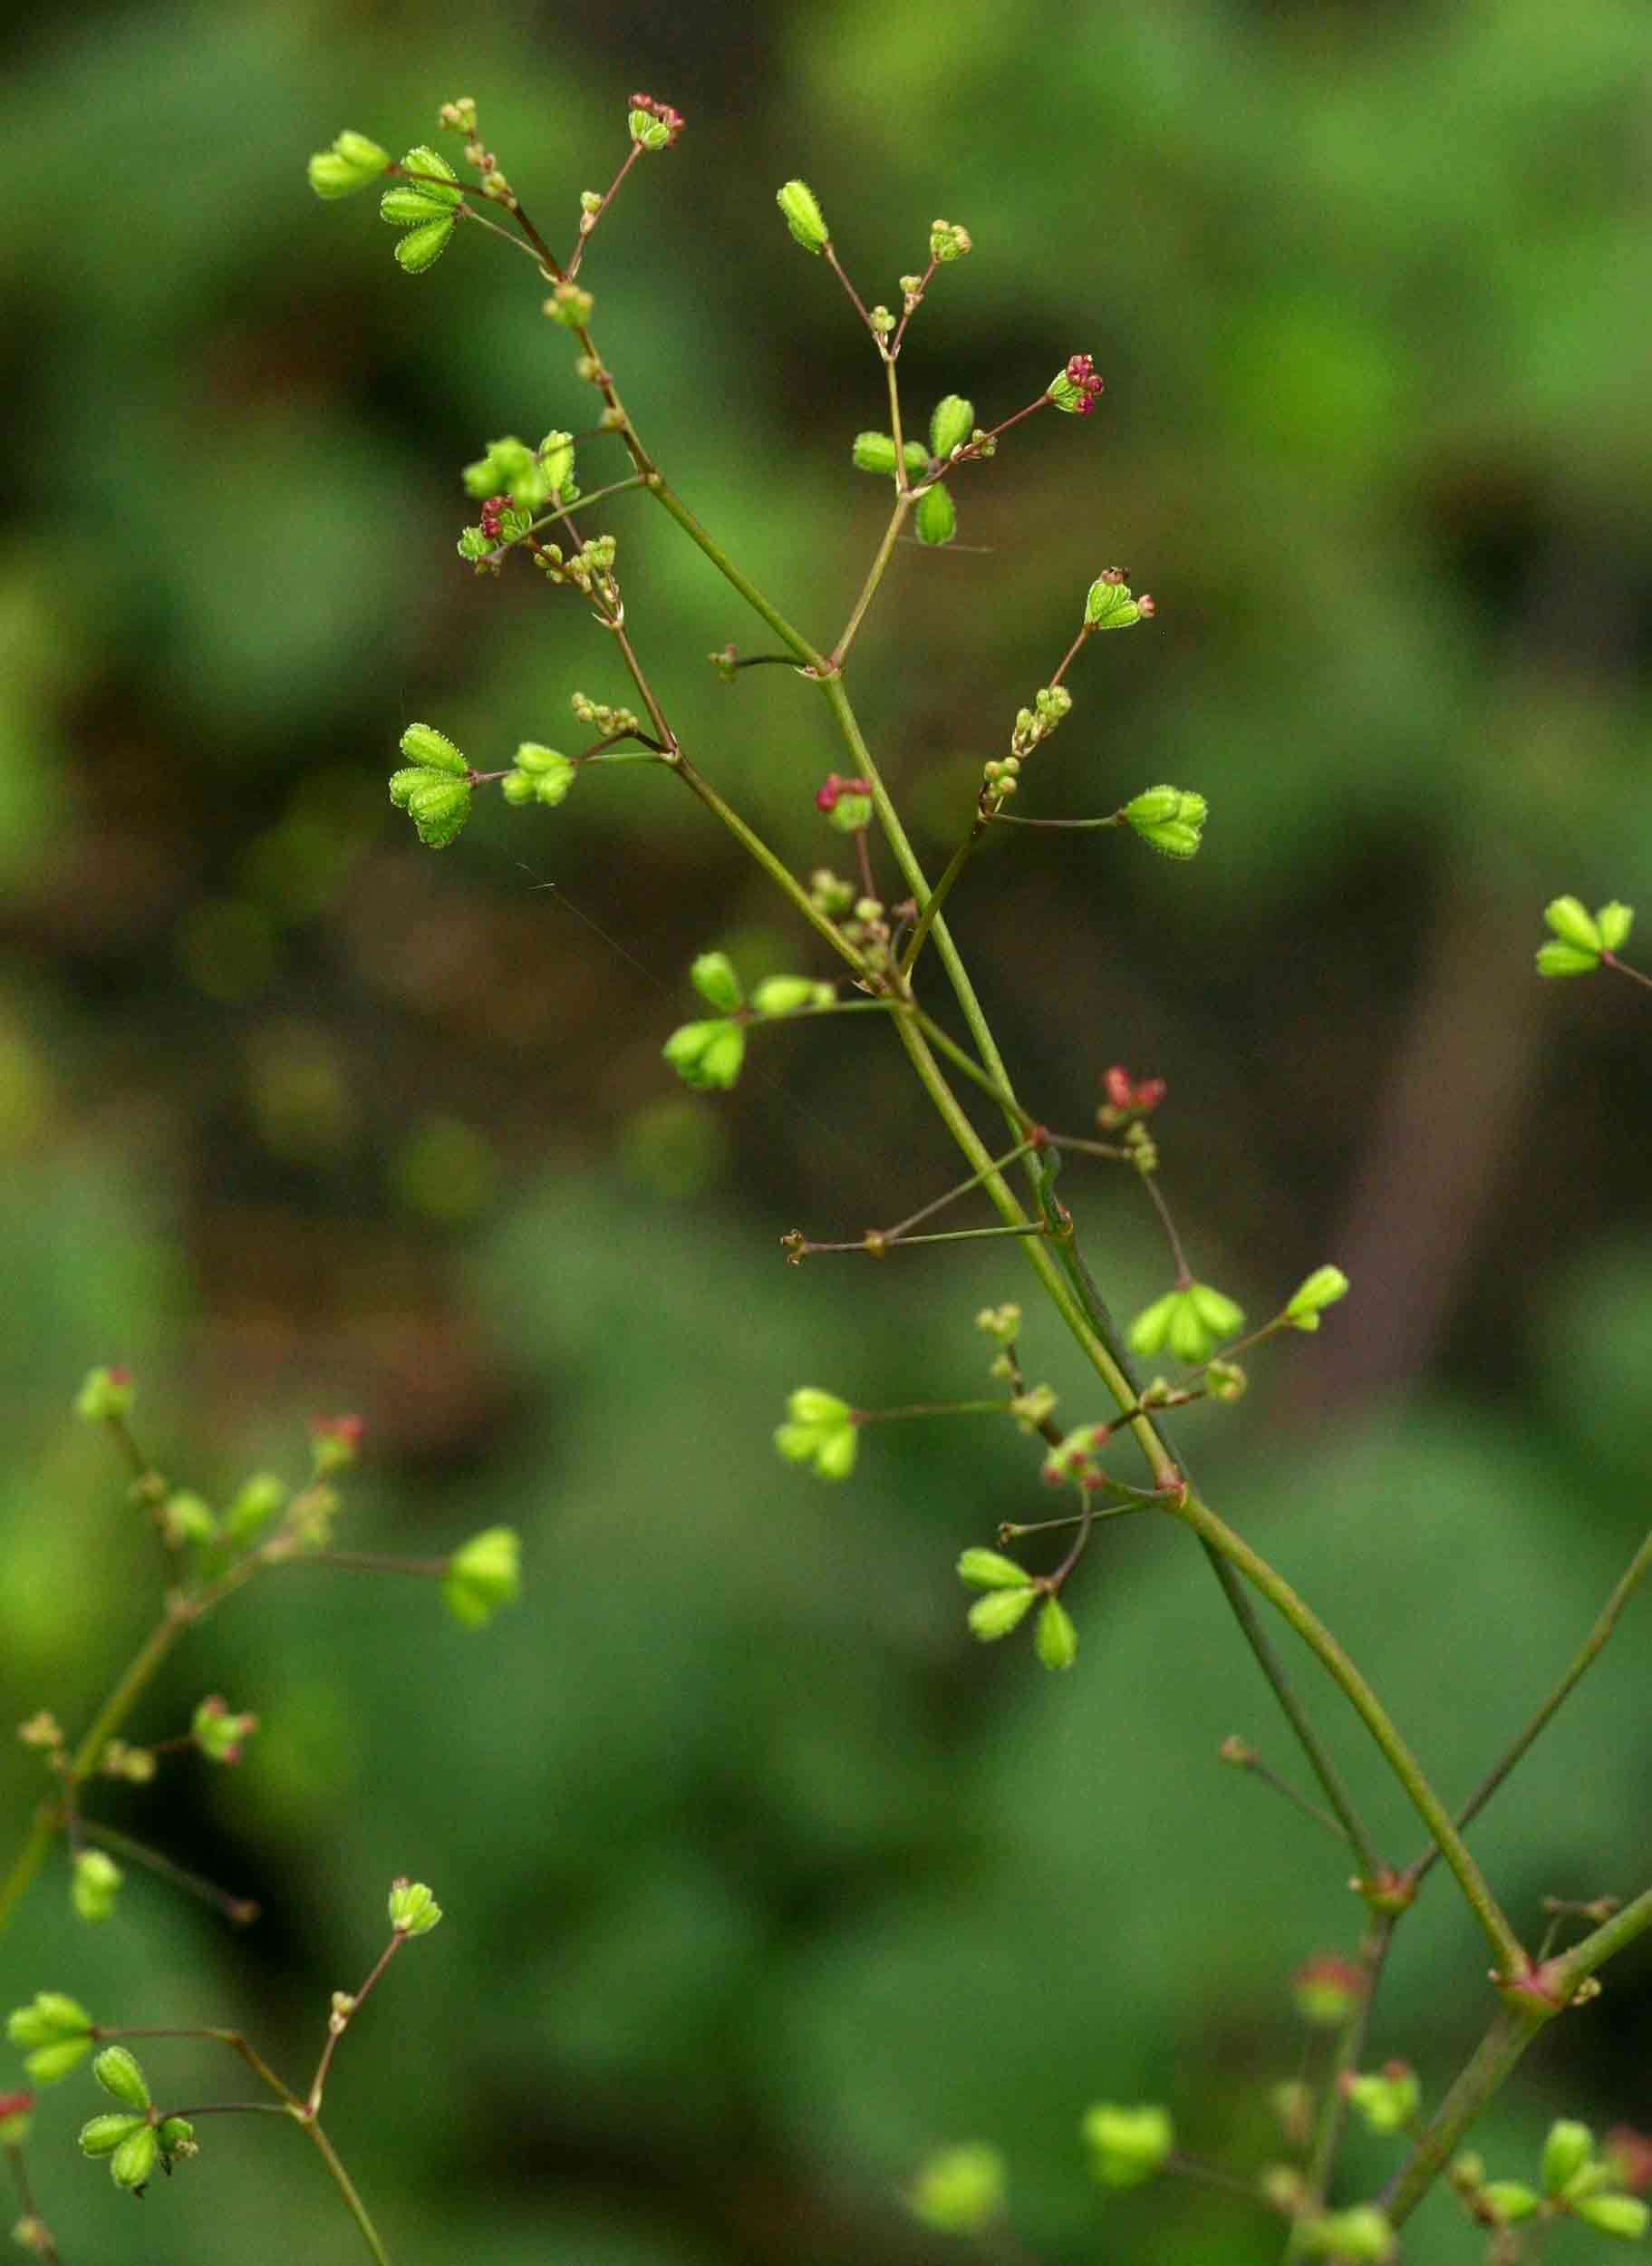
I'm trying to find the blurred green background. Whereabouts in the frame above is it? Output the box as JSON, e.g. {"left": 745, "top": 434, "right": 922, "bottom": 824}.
{"left": 5, "top": 1, "right": 1652, "bottom": 2260}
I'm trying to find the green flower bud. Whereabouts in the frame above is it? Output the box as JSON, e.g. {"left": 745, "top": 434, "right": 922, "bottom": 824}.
{"left": 1543, "top": 2120, "right": 1595, "bottom": 2197}
{"left": 1084, "top": 572, "right": 1152, "bottom": 630}
{"left": 74, "top": 1367, "right": 133, "bottom": 1422}
{"left": 967, "top": 1586, "right": 1037, "bottom": 1641}
{"left": 1299, "top": 2205, "right": 1395, "bottom": 2261}
{"left": 827, "top": 791, "right": 874, "bottom": 833}
{"left": 221, "top": 1472, "right": 287, "bottom": 1543}
{"left": 110, "top": 2126, "right": 159, "bottom": 2192}
{"left": 774, "top": 1389, "right": 858, "bottom": 1481}
{"left": 929, "top": 219, "right": 972, "bottom": 262}
{"left": 1543, "top": 897, "right": 1603, "bottom": 955}
{"left": 1598, "top": 901, "right": 1635, "bottom": 951}
{"left": 788, "top": 1389, "right": 851, "bottom": 1427}
{"left": 915, "top": 485, "right": 956, "bottom": 547}
{"left": 1125, "top": 785, "right": 1207, "bottom": 858}
{"left": 392, "top": 217, "right": 456, "bottom": 273}
{"left": 157, "top": 2116, "right": 196, "bottom": 2159}
{"left": 160, "top": 1491, "right": 217, "bottom": 1546}
{"left": 442, "top": 1526, "right": 521, "bottom": 1629}
{"left": 537, "top": 431, "right": 575, "bottom": 494}
{"left": 23, "top": 2039, "right": 92, "bottom": 2086}
{"left": 511, "top": 744, "right": 575, "bottom": 807}
{"left": 776, "top": 179, "right": 829, "bottom": 253}
{"left": 191, "top": 1696, "right": 258, "bottom": 1765}
{"left": 1291, "top": 1954, "right": 1366, "bottom": 2026}
{"left": 380, "top": 185, "right": 449, "bottom": 228}
{"left": 1284, "top": 1265, "right": 1349, "bottom": 1330}
{"left": 957, "top": 1547, "right": 1030, "bottom": 1591}
{"left": 662, "top": 1018, "right": 746, "bottom": 1092}
{"left": 627, "top": 108, "right": 675, "bottom": 152}
{"left": 905, "top": 2143, "right": 1006, "bottom": 2234}
{"left": 930, "top": 395, "right": 974, "bottom": 457}
{"left": 78, "top": 2112, "right": 144, "bottom": 2159}
{"left": 1081, "top": 2104, "right": 1174, "bottom": 2189}
{"left": 1035, "top": 1597, "right": 1079, "bottom": 1671}
{"left": 1574, "top": 2195, "right": 1652, "bottom": 2240}
{"left": 7, "top": 1994, "right": 93, "bottom": 2068}
{"left": 1189, "top": 1283, "right": 1244, "bottom": 1338}
{"left": 92, "top": 2048, "right": 150, "bottom": 2113}
{"left": 307, "top": 131, "right": 391, "bottom": 199}
{"left": 1478, "top": 2183, "right": 1541, "bottom": 2225}
{"left": 974, "top": 1302, "right": 1022, "bottom": 1341}
{"left": 394, "top": 146, "right": 460, "bottom": 207}
{"left": 388, "top": 1877, "right": 443, "bottom": 1936}
{"left": 750, "top": 975, "right": 818, "bottom": 1015}
{"left": 852, "top": 432, "right": 898, "bottom": 476}
{"left": 1537, "top": 940, "right": 1602, "bottom": 977}
{"left": 1261, "top": 2164, "right": 1309, "bottom": 2214}
{"left": 71, "top": 1851, "right": 121, "bottom": 1925}
{"left": 1129, "top": 1283, "right": 1244, "bottom": 1364}
{"left": 1205, "top": 1358, "right": 1247, "bottom": 1401}
{"left": 398, "top": 724, "right": 465, "bottom": 774}
{"left": 1344, "top": 2064, "right": 1420, "bottom": 2135}
{"left": 690, "top": 952, "right": 743, "bottom": 1012}
{"left": 400, "top": 774, "right": 471, "bottom": 847}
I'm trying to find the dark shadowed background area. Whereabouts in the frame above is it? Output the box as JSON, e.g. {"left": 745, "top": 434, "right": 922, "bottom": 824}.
{"left": 4, "top": 2, "right": 1652, "bottom": 2260}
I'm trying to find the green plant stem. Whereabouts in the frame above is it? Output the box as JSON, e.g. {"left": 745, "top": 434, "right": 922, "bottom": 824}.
{"left": 814, "top": 1221, "right": 1048, "bottom": 1254}
{"left": 1378, "top": 2002, "right": 1549, "bottom": 2228}
{"left": 300, "top": 2117, "right": 393, "bottom": 2266}
{"left": 882, "top": 1138, "right": 1039, "bottom": 1238}
{"left": 1168, "top": 1491, "right": 1524, "bottom": 1976}
{"left": 1284, "top": 1919, "right": 1394, "bottom": 2261}
{"left": 1169, "top": 2151, "right": 1279, "bottom": 2207}
{"left": 454, "top": 199, "right": 545, "bottom": 263}
{"left": 989, "top": 809, "right": 1125, "bottom": 829}
{"left": 561, "top": 296, "right": 1382, "bottom": 1893}
{"left": 903, "top": 1006, "right": 1039, "bottom": 1127}
{"left": 1403, "top": 1524, "right": 1652, "bottom": 1890}
{"left": 296, "top": 1551, "right": 449, "bottom": 1579}
{"left": 0, "top": 1810, "right": 57, "bottom": 1942}
{"left": 1227, "top": 1753, "right": 1351, "bottom": 1848}
{"left": 77, "top": 1817, "right": 258, "bottom": 1926}
{"left": 814, "top": 677, "right": 1381, "bottom": 1876}
{"left": 4, "top": 2138, "right": 61, "bottom": 2263}
{"left": 671, "top": 756, "right": 868, "bottom": 974}
{"left": 565, "top": 140, "right": 642, "bottom": 278}
{"left": 103, "top": 2027, "right": 299, "bottom": 2104}
{"left": 308, "top": 1935, "right": 404, "bottom": 2116}
{"left": 647, "top": 480, "right": 826, "bottom": 667}
{"left": 900, "top": 818, "right": 986, "bottom": 978}
{"left": 832, "top": 494, "right": 913, "bottom": 666}
{"left": 486, "top": 473, "right": 648, "bottom": 562}
{"left": 107, "top": 2020, "right": 392, "bottom": 2263}
{"left": 1550, "top": 1880, "right": 1652, "bottom": 1991}
{"left": 1602, "top": 951, "right": 1652, "bottom": 992}
{"left": 858, "top": 1399, "right": 1013, "bottom": 1423}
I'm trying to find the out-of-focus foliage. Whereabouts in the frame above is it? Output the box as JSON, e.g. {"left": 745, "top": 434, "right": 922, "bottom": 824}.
{"left": 4, "top": 2, "right": 1652, "bottom": 2261}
